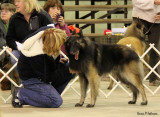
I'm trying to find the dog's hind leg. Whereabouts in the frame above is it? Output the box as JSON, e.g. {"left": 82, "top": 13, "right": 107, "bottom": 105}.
{"left": 108, "top": 73, "right": 118, "bottom": 90}
{"left": 131, "top": 74, "right": 147, "bottom": 105}
{"left": 75, "top": 73, "right": 88, "bottom": 107}
{"left": 125, "top": 71, "right": 147, "bottom": 105}
{"left": 107, "top": 79, "right": 114, "bottom": 90}
{"left": 137, "top": 84, "right": 147, "bottom": 105}
{"left": 116, "top": 72, "right": 139, "bottom": 104}
{"left": 129, "top": 79, "right": 147, "bottom": 105}
{"left": 128, "top": 84, "right": 139, "bottom": 104}
{"left": 123, "top": 62, "right": 147, "bottom": 105}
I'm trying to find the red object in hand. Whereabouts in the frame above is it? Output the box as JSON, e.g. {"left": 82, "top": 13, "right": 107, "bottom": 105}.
{"left": 104, "top": 29, "right": 112, "bottom": 35}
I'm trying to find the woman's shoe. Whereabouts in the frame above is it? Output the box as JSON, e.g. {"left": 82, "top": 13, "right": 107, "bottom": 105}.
{"left": 11, "top": 86, "right": 23, "bottom": 108}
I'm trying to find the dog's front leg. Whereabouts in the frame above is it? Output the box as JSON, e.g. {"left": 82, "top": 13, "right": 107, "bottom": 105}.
{"left": 75, "top": 74, "right": 88, "bottom": 107}
{"left": 86, "top": 70, "right": 100, "bottom": 108}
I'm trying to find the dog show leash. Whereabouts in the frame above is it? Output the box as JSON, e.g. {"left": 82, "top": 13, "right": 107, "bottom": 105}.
{"left": 145, "top": 12, "right": 160, "bottom": 35}
{"left": 144, "top": 22, "right": 156, "bottom": 35}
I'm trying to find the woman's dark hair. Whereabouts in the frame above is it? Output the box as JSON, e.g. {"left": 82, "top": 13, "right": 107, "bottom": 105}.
{"left": 43, "top": 0, "right": 64, "bottom": 15}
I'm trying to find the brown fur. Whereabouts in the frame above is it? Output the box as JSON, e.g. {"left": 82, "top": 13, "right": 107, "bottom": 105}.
{"left": 0, "top": 61, "right": 20, "bottom": 90}
{"left": 108, "top": 20, "right": 149, "bottom": 90}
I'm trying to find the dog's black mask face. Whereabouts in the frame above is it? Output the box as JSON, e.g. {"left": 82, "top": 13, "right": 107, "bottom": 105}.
{"left": 135, "top": 18, "right": 150, "bottom": 36}
{"left": 135, "top": 18, "right": 150, "bottom": 35}
{"left": 132, "top": 18, "right": 146, "bottom": 40}
{"left": 135, "top": 19, "right": 145, "bottom": 32}
{"left": 65, "top": 30, "right": 86, "bottom": 60}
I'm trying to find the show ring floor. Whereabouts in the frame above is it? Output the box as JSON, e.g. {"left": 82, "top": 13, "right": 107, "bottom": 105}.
{"left": 0, "top": 81, "right": 160, "bottom": 117}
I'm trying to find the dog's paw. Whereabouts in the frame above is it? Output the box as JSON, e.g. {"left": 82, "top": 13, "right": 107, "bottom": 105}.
{"left": 128, "top": 101, "right": 136, "bottom": 104}
{"left": 75, "top": 103, "right": 83, "bottom": 107}
{"left": 141, "top": 101, "right": 147, "bottom": 105}
{"left": 86, "top": 104, "right": 94, "bottom": 108}
{"left": 107, "top": 86, "right": 112, "bottom": 90}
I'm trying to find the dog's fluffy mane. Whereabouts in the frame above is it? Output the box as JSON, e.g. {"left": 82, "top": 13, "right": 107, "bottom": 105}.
{"left": 124, "top": 19, "right": 145, "bottom": 41}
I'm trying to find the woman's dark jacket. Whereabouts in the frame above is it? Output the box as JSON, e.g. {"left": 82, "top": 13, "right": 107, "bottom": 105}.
{"left": 6, "top": 9, "right": 53, "bottom": 50}
{"left": 17, "top": 53, "right": 61, "bottom": 83}
{"left": 0, "top": 18, "right": 7, "bottom": 48}
{"left": 17, "top": 27, "right": 70, "bottom": 84}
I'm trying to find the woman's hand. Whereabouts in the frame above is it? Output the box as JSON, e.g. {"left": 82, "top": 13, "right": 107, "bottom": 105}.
{"left": 59, "top": 58, "right": 68, "bottom": 64}
{"left": 154, "top": 0, "right": 160, "bottom": 5}
{"left": 155, "top": 14, "right": 160, "bottom": 20}
{"left": 57, "top": 16, "right": 65, "bottom": 27}
{"left": 7, "top": 47, "right": 12, "bottom": 52}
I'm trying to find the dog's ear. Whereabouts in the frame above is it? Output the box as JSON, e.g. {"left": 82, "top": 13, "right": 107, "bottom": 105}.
{"left": 135, "top": 17, "right": 142, "bottom": 29}
{"left": 78, "top": 28, "right": 84, "bottom": 38}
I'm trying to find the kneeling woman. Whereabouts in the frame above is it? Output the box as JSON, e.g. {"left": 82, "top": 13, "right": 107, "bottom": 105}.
{"left": 12, "top": 28, "right": 74, "bottom": 108}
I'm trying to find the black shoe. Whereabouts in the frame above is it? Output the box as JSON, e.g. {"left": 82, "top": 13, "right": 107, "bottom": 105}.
{"left": 11, "top": 86, "right": 23, "bottom": 108}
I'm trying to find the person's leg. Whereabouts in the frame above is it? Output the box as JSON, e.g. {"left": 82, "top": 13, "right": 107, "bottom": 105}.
{"left": 148, "top": 23, "right": 160, "bottom": 84}
{"left": 55, "top": 78, "right": 73, "bottom": 95}
{"left": 51, "top": 62, "right": 76, "bottom": 94}
{"left": 10, "top": 50, "right": 21, "bottom": 66}
{"left": 18, "top": 78, "right": 63, "bottom": 108}
{"left": 10, "top": 50, "right": 21, "bottom": 91}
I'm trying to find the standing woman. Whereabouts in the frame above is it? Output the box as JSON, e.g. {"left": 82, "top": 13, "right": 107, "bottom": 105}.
{"left": 6, "top": 0, "right": 53, "bottom": 66}
{"left": 43, "top": 0, "right": 71, "bottom": 54}
{"left": 132, "top": 0, "right": 160, "bottom": 86}
{"left": 0, "top": 3, "right": 16, "bottom": 64}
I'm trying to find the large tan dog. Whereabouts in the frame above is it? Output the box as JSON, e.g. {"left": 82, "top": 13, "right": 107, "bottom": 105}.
{"left": 108, "top": 19, "right": 149, "bottom": 90}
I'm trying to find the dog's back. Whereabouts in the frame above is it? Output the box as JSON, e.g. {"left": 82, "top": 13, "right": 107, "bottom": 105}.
{"left": 117, "top": 37, "right": 146, "bottom": 56}
{"left": 97, "top": 44, "right": 140, "bottom": 75}
{"left": 119, "top": 19, "right": 146, "bottom": 55}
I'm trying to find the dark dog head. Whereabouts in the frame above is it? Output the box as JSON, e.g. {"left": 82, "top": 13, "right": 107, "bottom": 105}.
{"left": 65, "top": 29, "right": 87, "bottom": 60}
{"left": 125, "top": 18, "right": 146, "bottom": 41}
